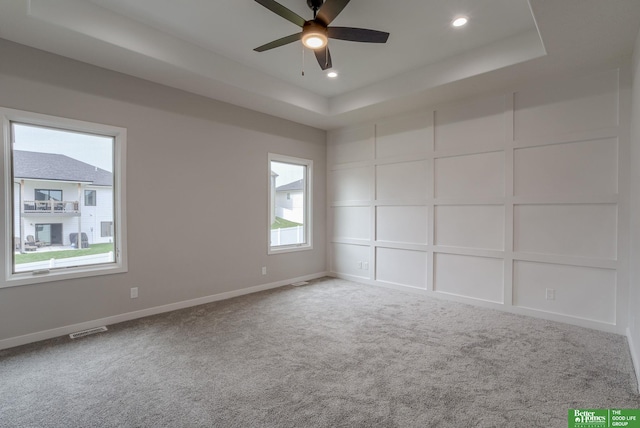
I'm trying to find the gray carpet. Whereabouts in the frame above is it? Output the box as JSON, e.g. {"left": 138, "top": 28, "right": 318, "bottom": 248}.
{"left": 0, "top": 277, "right": 638, "bottom": 428}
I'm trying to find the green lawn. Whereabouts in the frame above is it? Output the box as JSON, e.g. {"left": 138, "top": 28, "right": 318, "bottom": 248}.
{"left": 15, "top": 243, "right": 115, "bottom": 264}
{"left": 271, "top": 217, "right": 302, "bottom": 229}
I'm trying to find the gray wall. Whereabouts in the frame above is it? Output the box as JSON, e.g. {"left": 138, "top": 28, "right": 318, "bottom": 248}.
{"left": 0, "top": 39, "right": 326, "bottom": 344}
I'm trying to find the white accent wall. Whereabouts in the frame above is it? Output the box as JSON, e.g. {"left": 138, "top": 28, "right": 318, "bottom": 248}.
{"left": 328, "top": 68, "right": 629, "bottom": 333}
{"left": 628, "top": 28, "right": 640, "bottom": 390}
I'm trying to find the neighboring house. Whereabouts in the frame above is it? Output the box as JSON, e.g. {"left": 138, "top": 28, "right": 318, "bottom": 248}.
{"left": 13, "top": 150, "right": 113, "bottom": 250}
{"left": 270, "top": 170, "right": 278, "bottom": 225}
{"left": 275, "top": 179, "right": 304, "bottom": 224}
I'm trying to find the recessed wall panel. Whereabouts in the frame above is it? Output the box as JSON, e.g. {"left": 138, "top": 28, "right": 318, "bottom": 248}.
{"left": 328, "top": 125, "right": 374, "bottom": 165}
{"left": 434, "top": 254, "right": 504, "bottom": 303}
{"left": 435, "top": 205, "right": 504, "bottom": 250}
{"left": 376, "top": 113, "right": 430, "bottom": 159}
{"left": 333, "top": 206, "right": 370, "bottom": 240}
{"left": 330, "top": 167, "right": 371, "bottom": 202}
{"left": 514, "top": 261, "right": 616, "bottom": 324}
{"left": 376, "top": 206, "right": 427, "bottom": 244}
{"left": 376, "top": 160, "right": 428, "bottom": 201}
{"left": 435, "top": 151, "right": 504, "bottom": 199}
{"left": 514, "top": 69, "right": 619, "bottom": 140}
{"left": 376, "top": 247, "right": 427, "bottom": 288}
{"left": 514, "top": 138, "right": 618, "bottom": 197}
{"left": 332, "top": 243, "right": 369, "bottom": 278}
{"left": 514, "top": 204, "right": 617, "bottom": 259}
{"left": 434, "top": 94, "right": 506, "bottom": 152}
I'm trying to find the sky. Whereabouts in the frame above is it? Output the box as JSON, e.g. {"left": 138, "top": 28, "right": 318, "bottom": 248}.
{"left": 271, "top": 161, "right": 304, "bottom": 187}
{"left": 12, "top": 123, "right": 114, "bottom": 172}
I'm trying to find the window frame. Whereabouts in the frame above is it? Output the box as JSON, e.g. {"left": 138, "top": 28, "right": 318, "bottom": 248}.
{"left": 268, "top": 153, "right": 313, "bottom": 255}
{"left": 1, "top": 107, "right": 127, "bottom": 287}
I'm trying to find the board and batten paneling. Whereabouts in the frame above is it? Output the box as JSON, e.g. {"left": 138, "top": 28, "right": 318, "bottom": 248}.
{"left": 434, "top": 151, "right": 505, "bottom": 199}
{"left": 513, "top": 69, "right": 619, "bottom": 141}
{"left": 434, "top": 253, "right": 504, "bottom": 303}
{"left": 333, "top": 206, "right": 370, "bottom": 241}
{"left": 435, "top": 205, "right": 504, "bottom": 250}
{"left": 376, "top": 160, "right": 429, "bottom": 201}
{"left": 376, "top": 206, "right": 428, "bottom": 245}
{"left": 513, "top": 261, "right": 616, "bottom": 324}
{"left": 514, "top": 204, "right": 618, "bottom": 260}
{"left": 328, "top": 68, "right": 627, "bottom": 333}
{"left": 513, "top": 138, "right": 618, "bottom": 197}
{"left": 376, "top": 247, "right": 428, "bottom": 289}
{"left": 434, "top": 94, "right": 506, "bottom": 153}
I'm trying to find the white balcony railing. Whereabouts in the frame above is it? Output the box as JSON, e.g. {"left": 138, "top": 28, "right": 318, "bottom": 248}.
{"left": 23, "top": 200, "right": 79, "bottom": 214}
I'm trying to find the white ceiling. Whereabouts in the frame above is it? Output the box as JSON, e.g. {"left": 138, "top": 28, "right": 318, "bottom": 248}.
{"left": 0, "top": 0, "right": 639, "bottom": 129}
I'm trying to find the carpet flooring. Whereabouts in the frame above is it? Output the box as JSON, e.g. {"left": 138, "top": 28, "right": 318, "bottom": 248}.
{"left": 0, "top": 277, "right": 638, "bottom": 427}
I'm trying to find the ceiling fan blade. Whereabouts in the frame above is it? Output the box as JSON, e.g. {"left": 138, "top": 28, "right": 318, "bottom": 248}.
{"left": 254, "top": 33, "right": 301, "bottom": 52}
{"left": 254, "top": 0, "right": 306, "bottom": 27}
{"left": 316, "top": 0, "right": 350, "bottom": 26}
{"left": 314, "top": 47, "right": 332, "bottom": 70}
{"left": 327, "top": 27, "right": 389, "bottom": 43}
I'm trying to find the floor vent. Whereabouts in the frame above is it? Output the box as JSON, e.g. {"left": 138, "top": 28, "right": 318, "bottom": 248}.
{"left": 69, "top": 326, "right": 108, "bottom": 339}
{"left": 291, "top": 281, "right": 309, "bottom": 286}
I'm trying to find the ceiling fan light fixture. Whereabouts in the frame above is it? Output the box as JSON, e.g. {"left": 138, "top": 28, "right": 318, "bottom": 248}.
{"left": 302, "top": 21, "right": 328, "bottom": 50}
{"left": 302, "top": 33, "right": 328, "bottom": 49}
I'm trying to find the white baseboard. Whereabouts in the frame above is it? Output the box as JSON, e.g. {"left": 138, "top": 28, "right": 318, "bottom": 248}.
{"left": 626, "top": 327, "right": 640, "bottom": 393}
{"left": 0, "top": 272, "right": 328, "bottom": 351}
{"left": 330, "top": 272, "right": 623, "bottom": 334}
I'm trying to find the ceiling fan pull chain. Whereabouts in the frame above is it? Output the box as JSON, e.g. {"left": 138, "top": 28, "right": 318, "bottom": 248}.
{"left": 302, "top": 45, "right": 305, "bottom": 76}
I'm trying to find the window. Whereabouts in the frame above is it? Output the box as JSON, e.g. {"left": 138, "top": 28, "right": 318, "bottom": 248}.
{"left": 1, "top": 107, "right": 127, "bottom": 287}
{"left": 268, "top": 153, "right": 312, "bottom": 254}
{"left": 33, "top": 189, "right": 63, "bottom": 211}
{"left": 36, "top": 189, "right": 62, "bottom": 201}
{"left": 84, "top": 190, "right": 96, "bottom": 206}
{"left": 101, "top": 221, "right": 113, "bottom": 237}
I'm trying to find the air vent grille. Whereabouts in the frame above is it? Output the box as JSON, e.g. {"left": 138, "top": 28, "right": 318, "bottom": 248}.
{"left": 69, "top": 326, "right": 108, "bottom": 339}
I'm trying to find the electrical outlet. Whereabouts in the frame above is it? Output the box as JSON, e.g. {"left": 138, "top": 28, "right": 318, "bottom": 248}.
{"left": 130, "top": 287, "right": 138, "bottom": 299}
{"left": 545, "top": 288, "right": 555, "bottom": 301}
{"left": 262, "top": 266, "right": 267, "bottom": 275}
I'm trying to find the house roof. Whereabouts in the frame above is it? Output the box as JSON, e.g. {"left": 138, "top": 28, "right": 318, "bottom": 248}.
{"left": 276, "top": 179, "right": 303, "bottom": 192}
{"left": 13, "top": 150, "right": 112, "bottom": 186}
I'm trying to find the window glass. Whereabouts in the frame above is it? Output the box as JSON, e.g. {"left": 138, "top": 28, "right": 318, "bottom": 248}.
{"left": 84, "top": 190, "right": 96, "bottom": 206}
{"left": 269, "top": 154, "right": 312, "bottom": 253}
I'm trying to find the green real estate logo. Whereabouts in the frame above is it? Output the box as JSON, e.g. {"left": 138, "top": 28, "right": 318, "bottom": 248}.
{"left": 568, "top": 409, "right": 640, "bottom": 428}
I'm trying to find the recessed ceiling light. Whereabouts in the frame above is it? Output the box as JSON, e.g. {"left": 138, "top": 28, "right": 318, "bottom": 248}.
{"left": 327, "top": 71, "right": 338, "bottom": 78}
{"left": 452, "top": 16, "right": 468, "bottom": 27}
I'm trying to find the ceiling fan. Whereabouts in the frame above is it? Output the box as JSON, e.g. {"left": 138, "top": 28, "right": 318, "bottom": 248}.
{"left": 253, "top": 0, "right": 390, "bottom": 70}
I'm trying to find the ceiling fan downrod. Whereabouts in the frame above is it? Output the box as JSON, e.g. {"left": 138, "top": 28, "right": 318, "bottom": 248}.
{"left": 307, "top": 0, "right": 324, "bottom": 18}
